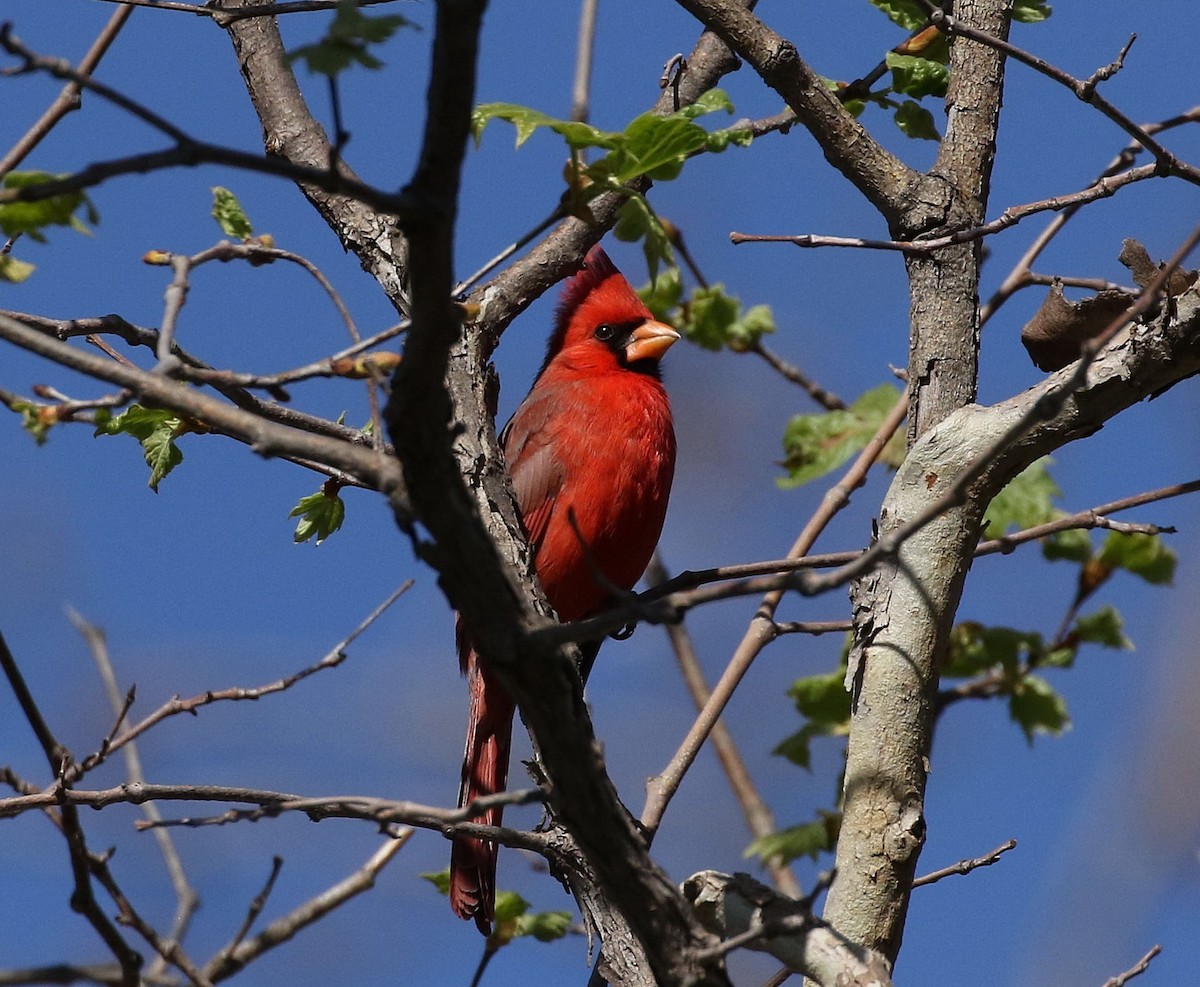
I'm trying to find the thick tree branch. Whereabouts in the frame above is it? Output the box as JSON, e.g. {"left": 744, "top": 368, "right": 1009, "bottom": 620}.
{"left": 822, "top": 261, "right": 1200, "bottom": 962}
{"left": 671, "top": 0, "right": 916, "bottom": 218}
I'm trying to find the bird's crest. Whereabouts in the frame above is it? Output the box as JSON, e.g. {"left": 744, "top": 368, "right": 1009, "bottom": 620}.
{"left": 546, "top": 245, "right": 643, "bottom": 362}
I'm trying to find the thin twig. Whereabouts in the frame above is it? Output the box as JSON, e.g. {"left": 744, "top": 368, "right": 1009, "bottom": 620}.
{"left": 730, "top": 161, "right": 1168, "bottom": 255}
{"left": 646, "top": 553, "right": 802, "bottom": 900}
{"left": 570, "top": 0, "right": 598, "bottom": 124}
{"left": 748, "top": 340, "right": 846, "bottom": 410}
{"left": 69, "top": 582, "right": 414, "bottom": 781}
{"left": 207, "top": 856, "right": 283, "bottom": 972}
{"left": 0, "top": 631, "right": 141, "bottom": 985}
{"left": 201, "top": 838, "right": 410, "bottom": 981}
{"left": 911, "top": 839, "right": 1016, "bottom": 888}
{"left": 0, "top": 5, "right": 134, "bottom": 176}
{"left": 67, "top": 610, "right": 200, "bottom": 983}
{"left": 640, "top": 390, "right": 909, "bottom": 834}
{"left": 1101, "top": 945, "right": 1162, "bottom": 987}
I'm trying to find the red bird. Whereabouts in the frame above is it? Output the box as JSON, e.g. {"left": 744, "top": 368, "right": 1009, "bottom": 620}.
{"left": 449, "top": 246, "right": 678, "bottom": 933}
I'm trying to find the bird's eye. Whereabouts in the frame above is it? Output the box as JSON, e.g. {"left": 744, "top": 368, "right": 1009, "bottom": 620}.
{"left": 594, "top": 323, "right": 617, "bottom": 342}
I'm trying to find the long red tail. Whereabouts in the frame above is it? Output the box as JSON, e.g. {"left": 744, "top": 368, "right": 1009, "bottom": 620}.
{"left": 449, "top": 638, "right": 515, "bottom": 935}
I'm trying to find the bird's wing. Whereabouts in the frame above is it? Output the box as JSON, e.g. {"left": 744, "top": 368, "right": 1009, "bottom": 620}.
{"left": 502, "top": 390, "right": 568, "bottom": 552}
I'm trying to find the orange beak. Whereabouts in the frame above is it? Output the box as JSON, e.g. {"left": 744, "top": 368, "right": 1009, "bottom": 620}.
{"left": 623, "top": 320, "right": 681, "bottom": 363}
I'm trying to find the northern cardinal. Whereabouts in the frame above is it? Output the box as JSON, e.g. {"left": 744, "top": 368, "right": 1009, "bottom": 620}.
{"left": 449, "top": 245, "right": 679, "bottom": 933}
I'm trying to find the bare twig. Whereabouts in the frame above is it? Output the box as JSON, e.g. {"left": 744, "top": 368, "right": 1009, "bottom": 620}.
{"left": 0, "top": 6, "right": 134, "bottom": 176}
{"left": 911, "top": 839, "right": 1016, "bottom": 888}
{"left": 1101, "top": 945, "right": 1162, "bottom": 987}
{"left": 730, "top": 162, "right": 1168, "bottom": 255}
{"left": 202, "top": 838, "right": 409, "bottom": 981}
{"left": 570, "top": 0, "right": 598, "bottom": 124}
{"left": 92, "top": 0, "right": 402, "bottom": 19}
{"left": 0, "top": 312, "right": 406, "bottom": 504}
{"left": 0, "top": 631, "right": 141, "bottom": 985}
{"left": 983, "top": 105, "right": 1200, "bottom": 325}
{"left": 640, "top": 390, "right": 908, "bottom": 834}
{"left": 748, "top": 340, "right": 846, "bottom": 410}
{"left": 646, "top": 553, "right": 802, "bottom": 900}
{"left": 67, "top": 610, "right": 200, "bottom": 983}
{"left": 918, "top": 2, "right": 1200, "bottom": 186}
{"left": 206, "top": 856, "right": 283, "bottom": 973}
{"left": 69, "top": 582, "right": 413, "bottom": 780}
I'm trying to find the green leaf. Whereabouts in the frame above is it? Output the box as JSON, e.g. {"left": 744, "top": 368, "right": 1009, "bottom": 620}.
{"left": 0, "top": 171, "right": 98, "bottom": 242}
{"left": 943, "top": 622, "right": 1044, "bottom": 678}
{"left": 421, "top": 869, "right": 451, "bottom": 895}
{"left": 788, "top": 670, "right": 852, "bottom": 725}
{"left": 211, "top": 186, "right": 253, "bottom": 240}
{"left": 638, "top": 265, "right": 684, "bottom": 321}
{"left": 745, "top": 811, "right": 841, "bottom": 865}
{"left": 94, "top": 405, "right": 184, "bottom": 491}
{"left": 613, "top": 194, "right": 673, "bottom": 283}
{"left": 493, "top": 890, "right": 531, "bottom": 924}
{"left": 10, "top": 400, "right": 53, "bottom": 445}
{"left": 1013, "top": 0, "right": 1052, "bottom": 23}
{"left": 289, "top": 489, "right": 346, "bottom": 545}
{"left": 893, "top": 100, "right": 940, "bottom": 141}
{"left": 0, "top": 254, "right": 36, "bottom": 283}
{"left": 471, "top": 103, "right": 615, "bottom": 150}
{"left": 869, "top": 0, "right": 927, "bottom": 30}
{"left": 472, "top": 89, "right": 744, "bottom": 182}
{"left": 982, "top": 458, "right": 1060, "bottom": 538}
{"left": 1041, "top": 526, "right": 1093, "bottom": 563}
{"left": 1073, "top": 605, "right": 1132, "bottom": 650}
{"left": 286, "top": 0, "right": 416, "bottom": 76}
{"left": 514, "top": 910, "right": 573, "bottom": 943}
{"left": 678, "top": 285, "right": 776, "bottom": 353}
{"left": 1009, "top": 674, "right": 1070, "bottom": 743}
{"left": 1097, "top": 531, "right": 1176, "bottom": 585}
{"left": 775, "top": 668, "right": 852, "bottom": 770}
{"left": 779, "top": 383, "right": 904, "bottom": 488}
{"left": 886, "top": 53, "right": 950, "bottom": 99}
{"left": 684, "top": 285, "right": 742, "bottom": 350}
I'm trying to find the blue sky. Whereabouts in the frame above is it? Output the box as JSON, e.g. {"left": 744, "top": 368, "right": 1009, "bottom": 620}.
{"left": 2, "top": 2, "right": 1199, "bottom": 985}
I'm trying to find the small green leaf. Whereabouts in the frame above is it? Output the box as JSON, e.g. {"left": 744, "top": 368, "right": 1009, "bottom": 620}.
{"left": 773, "top": 728, "right": 817, "bottom": 770}
{"left": 1041, "top": 527, "right": 1093, "bottom": 563}
{"left": 788, "top": 670, "right": 852, "bottom": 725}
{"left": 943, "top": 622, "right": 1044, "bottom": 678}
{"left": 893, "top": 100, "right": 940, "bottom": 141}
{"left": 493, "top": 890, "right": 530, "bottom": 924}
{"left": 421, "top": 869, "right": 451, "bottom": 895}
{"left": 983, "top": 458, "right": 1060, "bottom": 538}
{"left": 745, "top": 811, "right": 841, "bottom": 865}
{"left": 10, "top": 400, "right": 53, "bottom": 444}
{"left": 780, "top": 384, "right": 903, "bottom": 488}
{"left": 0, "top": 254, "right": 36, "bottom": 283}
{"left": 289, "top": 489, "right": 346, "bottom": 545}
{"left": 1012, "top": 0, "right": 1052, "bottom": 23}
{"left": 211, "top": 186, "right": 253, "bottom": 240}
{"left": 886, "top": 53, "right": 950, "bottom": 99}
{"left": 1097, "top": 531, "right": 1176, "bottom": 585}
{"left": 0, "top": 171, "right": 98, "bottom": 243}
{"left": 613, "top": 194, "right": 673, "bottom": 282}
{"left": 869, "top": 0, "right": 927, "bottom": 30}
{"left": 676, "top": 285, "right": 777, "bottom": 353}
{"left": 514, "top": 910, "right": 573, "bottom": 943}
{"left": 94, "top": 405, "right": 184, "bottom": 491}
{"left": 638, "top": 265, "right": 684, "bottom": 321}
{"left": 471, "top": 103, "right": 614, "bottom": 150}
{"left": 775, "top": 668, "right": 853, "bottom": 770}
{"left": 685, "top": 285, "right": 741, "bottom": 351}
{"left": 286, "top": 0, "right": 416, "bottom": 76}
{"left": 1073, "top": 605, "right": 1132, "bottom": 650}
{"left": 1009, "top": 674, "right": 1070, "bottom": 743}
